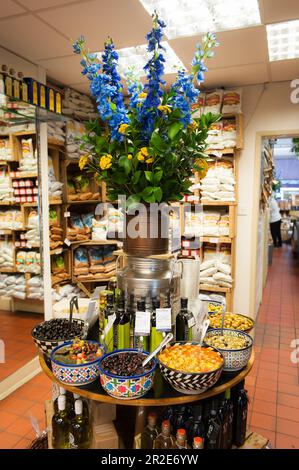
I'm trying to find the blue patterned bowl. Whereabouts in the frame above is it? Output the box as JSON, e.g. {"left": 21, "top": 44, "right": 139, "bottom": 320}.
{"left": 158, "top": 341, "right": 224, "bottom": 395}
{"left": 50, "top": 341, "right": 105, "bottom": 386}
{"left": 99, "top": 349, "right": 157, "bottom": 400}
{"left": 204, "top": 329, "right": 253, "bottom": 372}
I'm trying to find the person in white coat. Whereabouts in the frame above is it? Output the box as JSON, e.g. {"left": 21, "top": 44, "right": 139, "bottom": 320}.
{"left": 269, "top": 195, "right": 282, "bottom": 247}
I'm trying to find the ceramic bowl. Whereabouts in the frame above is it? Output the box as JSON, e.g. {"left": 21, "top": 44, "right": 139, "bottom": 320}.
{"left": 31, "top": 318, "right": 87, "bottom": 357}
{"left": 99, "top": 349, "right": 157, "bottom": 400}
{"left": 158, "top": 341, "right": 224, "bottom": 395}
{"left": 204, "top": 328, "right": 253, "bottom": 372}
{"left": 208, "top": 313, "right": 254, "bottom": 333}
{"left": 50, "top": 340, "right": 105, "bottom": 386}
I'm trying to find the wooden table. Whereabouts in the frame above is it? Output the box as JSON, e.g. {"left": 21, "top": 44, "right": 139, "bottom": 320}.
{"left": 40, "top": 351, "right": 254, "bottom": 448}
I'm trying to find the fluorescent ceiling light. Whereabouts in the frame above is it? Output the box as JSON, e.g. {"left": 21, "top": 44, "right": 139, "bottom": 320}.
{"left": 267, "top": 20, "right": 299, "bottom": 61}
{"left": 97, "top": 42, "right": 185, "bottom": 78}
{"left": 139, "top": 0, "right": 261, "bottom": 39}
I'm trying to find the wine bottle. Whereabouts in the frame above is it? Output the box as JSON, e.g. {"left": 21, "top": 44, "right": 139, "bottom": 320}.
{"left": 225, "top": 388, "right": 234, "bottom": 449}
{"left": 52, "top": 395, "right": 71, "bottom": 449}
{"left": 114, "top": 295, "right": 130, "bottom": 349}
{"left": 154, "top": 420, "right": 175, "bottom": 449}
{"left": 174, "top": 428, "right": 190, "bottom": 449}
{"left": 141, "top": 412, "right": 159, "bottom": 449}
{"left": 205, "top": 400, "right": 221, "bottom": 449}
{"left": 233, "top": 382, "right": 249, "bottom": 447}
{"left": 150, "top": 297, "right": 164, "bottom": 352}
{"left": 193, "top": 436, "right": 204, "bottom": 449}
{"left": 218, "top": 394, "right": 229, "bottom": 449}
{"left": 173, "top": 406, "right": 186, "bottom": 434}
{"left": 175, "top": 298, "right": 195, "bottom": 341}
{"left": 189, "top": 404, "right": 205, "bottom": 447}
{"left": 128, "top": 293, "right": 135, "bottom": 348}
{"left": 104, "top": 293, "right": 115, "bottom": 352}
{"left": 54, "top": 387, "right": 73, "bottom": 414}
{"left": 69, "top": 399, "right": 92, "bottom": 449}
{"left": 134, "top": 298, "right": 149, "bottom": 351}
{"left": 73, "top": 393, "right": 89, "bottom": 420}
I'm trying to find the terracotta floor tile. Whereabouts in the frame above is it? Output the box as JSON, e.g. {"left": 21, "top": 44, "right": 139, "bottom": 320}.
{"left": 258, "top": 368, "right": 278, "bottom": 381}
{"left": 0, "top": 411, "right": 18, "bottom": 430}
{"left": 250, "top": 412, "right": 276, "bottom": 431}
{"left": 277, "top": 417, "right": 299, "bottom": 438}
{"left": 277, "top": 393, "right": 299, "bottom": 408}
{"left": 277, "top": 372, "right": 299, "bottom": 385}
{"left": 275, "top": 433, "right": 299, "bottom": 449}
{"left": 12, "top": 437, "right": 32, "bottom": 449}
{"left": 277, "top": 404, "right": 299, "bottom": 423}
{"left": 252, "top": 399, "right": 276, "bottom": 417}
{"left": 254, "top": 387, "right": 277, "bottom": 403}
{"left": 6, "top": 416, "right": 35, "bottom": 438}
{"left": 0, "top": 397, "right": 33, "bottom": 416}
{"left": 0, "top": 432, "right": 24, "bottom": 449}
{"left": 255, "top": 377, "right": 277, "bottom": 392}
{"left": 259, "top": 361, "right": 279, "bottom": 372}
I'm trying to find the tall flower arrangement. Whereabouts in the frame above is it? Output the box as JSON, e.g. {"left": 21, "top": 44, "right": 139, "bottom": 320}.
{"left": 73, "top": 14, "right": 220, "bottom": 207}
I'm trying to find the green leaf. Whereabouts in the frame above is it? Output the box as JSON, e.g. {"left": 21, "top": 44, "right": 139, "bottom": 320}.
{"left": 113, "top": 172, "right": 127, "bottom": 184}
{"left": 131, "top": 170, "right": 141, "bottom": 185}
{"left": 153, "top": 187, "right": 163, "bottom": 202}
{"left": 126, "top": 194, "right": 141, "bottom": 209}
{"left": 143, "top": 193, "right": 156, "bottom": 203}
{"left": 110, "top": 102, "right": 117, "bottom": 111}
{"left": 142, "top": 186, "right": 154, "bottom": 197}
{"left": 168, "top": 122, "right": 183, "bottom": 140}
{"left": 119, "top": 155, "right": 132, "bottom": 175}
{"left": 145, "top": 171, "right": 154, "bottom": 183}
{"left": 150, "top": 131, "right": 167, "bottom": 152}
{"left": 153, "top": 170, "right": 163, "bottom": 185}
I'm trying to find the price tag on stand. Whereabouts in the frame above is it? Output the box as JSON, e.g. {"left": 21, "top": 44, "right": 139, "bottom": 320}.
{"left": 64, "top": 238, "right": 71, "bottom": 247}
{"left": 64, "top": 211, "right": 70, "bottom": 218}
{"left": 188, "top": 315, "right": 196, "bottom": 328}
{"left": 86, "top": 299, "right": 96, "bottom": 320}
{"left": 103, "top": 313, "right": 116, "bottom": 335}
{"left": 156, "top": 308, "right": 172, "bottom": 332}
{"left": 134, "top": 311, "right": 151, "bottom": 337}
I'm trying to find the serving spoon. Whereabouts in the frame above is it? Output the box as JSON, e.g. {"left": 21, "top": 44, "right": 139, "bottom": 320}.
{"left": 142, "top": 332, "right": 173, "bottom": 368}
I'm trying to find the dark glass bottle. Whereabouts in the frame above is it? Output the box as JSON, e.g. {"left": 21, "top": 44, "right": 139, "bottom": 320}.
{"left": 189, "top": 404, "right": 205, "bottom": 447}
{"left": 154, "top": 420, "right": 175, "bottom": 449}
{"left": 104, "top": 293, "right": 115, "bottom": 352}
{"left": 52, "top": 395, "right": 70, "bottom": 449}
{"left": 175, "top": 298, "right": 195, "bottom": 341}
{"left": 193, "top": 436, "right": 204, "bottom": 449}
{"left": 114, "top": 295, "right": 130, "bottom": 349}
{"left": 233, "top": 383, "right": 249, "bottom": 447}
{"left": 73, "top": 393, "right": 89, "bottom": 421}
{"left": 128, "top": 293, "right": 135, "bottom": 348}
{"left": 163, "top": 407, "right": 174, "bottom": 432}
{"left": 150, "top": 297, "right": 164, "bottom": 352}
{"left": 205, "top": 401, "right": 221, "bottom": 449}
{"left": 54, "top": 387, "right": 73, "bottom": 414}
{"left": 225, "top": 389, "right": 234, "bottom": 449}
{"left": 134, "top": 298, "right": 149, "bottom": 351}
{"left": 174, "top": 428, "right": 190, "bottom": 449}
{"left": 218, "top": 395, "right": 229, "bottom": 449}
{"left": 173, "top": 406, "right": 186, "bottom": 434}
{"left": 69, "top": 399, "right": 92, "bottom": 449}
{"left": 141, "top": 412, "right": 159, "bottom": 449}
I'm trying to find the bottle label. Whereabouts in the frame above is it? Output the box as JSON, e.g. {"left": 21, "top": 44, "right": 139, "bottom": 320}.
{"left": 135, "top": 310, "right": 151, "bottom": 336}
{"left": 156, "top": 308, "right": 172, "bottom": 332}
{"left": 32, "top": 81, "right": 38, "bottom": 105}
{"left": 22, "top": 83, "right": 28, "bottom": 102}
{"left": 5, "top": 77, "right": 12, "bottom": 96}
{"left": 49, "top": 89, "right": 55, "bottom": 111}
{"left": 56, "top": 93, "right": 62, "bottom": 113}
{"left": 13, "top": 80, "right": 20, "bottom": 99}
{"left": 117, "top": 322, "right": 130, "bottom": 349}
{"left": 40, "top": 85, "right": 46, "bottom": 108}
{"left": 69, "top": 433, "right": 78, "bottom": 449}
{"left": 187, "top": 314, "right": 196, "bottom": 328}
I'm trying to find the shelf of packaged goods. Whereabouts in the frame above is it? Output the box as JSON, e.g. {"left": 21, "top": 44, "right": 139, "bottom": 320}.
{"left": 74, "top": 271, "right": 116, "bottom": 283}
{"left": 0, "top": 229, "right": 13, "bottom": 235}
{"left": 66, "top": 199, "right": 102, "bottom": 205}
{"left": 13, "top": 130, "right": 36, "bottom": 137}
{"left": 10, "top": 172, "right": 38, "bottom": 179}
{"left": 113, "top": 249, "right": 174, "bottom": 260}
{"left": 206, "top": 148, "right": 236, "bottom": 156}
{"left": 49, "top": 197, "right": 62, "bottom": 205}
{"left": 200, "top": 200, "right": 237, "bottom": 206}
{"left": 51, "top": 276, "right": 71, "bottom": 287}
{"left": 71, "top": 240, "right": 120, "bottom": 247}
{"left": 199, "top": 284, "right": 232, "bottom": 293}
{"left": 0, "top": 267, "right": 16, "bottom": 273}
{"left": 200, "top": 236, "right": 232, "bottom": 244}
{"left": 48, "top": 138, "right": 64, "bottom": 148}
{"left": 15, "top": 244, "right": 40, "bottom": 249}
{"left": 49, "top": 247, "right": 64, "bottom": 255}
{"left": 0, "top": 160, "right": 18, "bottom": 165}
{"left": 21, "top": 202, "right": 39, "bottom": 207}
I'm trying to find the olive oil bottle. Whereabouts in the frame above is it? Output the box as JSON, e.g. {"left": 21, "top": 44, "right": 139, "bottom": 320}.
{"left": 104, "top": 293, "right": 115, "bottom": 352}
{"left": 175, "top": 298, "right": 195, "bottom": 341}
{"left": 150, "top": 297, "right": 164, "bottom": 352}
{"left": 69, "top": 399, "right": 92, "bottom": 449}
{"left": 134, "top": 298, "right": 149, "bottom": 351}
{"left": 52, "top": 395, "right": 71, "bottom": 449}
{"left": 114, "top": 295, "right": 130, "bottom": 349}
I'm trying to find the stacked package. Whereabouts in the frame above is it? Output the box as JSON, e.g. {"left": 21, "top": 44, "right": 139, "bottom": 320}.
{"left": 62, "top": 88, "right": 97, "bottom": 120}
{"left": 0, "top": 241, "right": 14, "bottom": 269}
{"left": 52, "top": 283, "right": 86, "bottom": 303}
{"left": 47, "top": 120, "right": 65, "bottom": 144}
{"left": 0, "top": 210, "right": 23, "bottom": 230}
{"left": 16, "top": 250, "right": 41, "bottom": 274}
{"left": 201, "top": 212, "right": 230, "bottom": 237}
{"left": 65, "top": 120, "right": 87, "bottom": 160}
{"left": 25, "top": 210, "right": 40, "bottom": 248}
{"left": 51, "top": 254, "right": 70, "bottom": 285}
{"left": 12, "top": 178, "right": 38, "bottom": 204}
{"left": 67, "top": 212, "right": 92, "bottom": 242}
{"left": 0, "top": 138, "right": 12, "bottom": 160}
{"left": 48, "top": 156, "right": 63, "bottom": 199}
{"left": 73, "top": 245, "right": 116, "bottom": 280}
{"left": 0, "top": 172, "right": 14, "bottom": 203}
{"left": 19, "top": 138, "right": 37, "bottom": 172}
{"left": 206, "top": 119, "right": 237, "bottom": 149}
{"left": 67, "top": 173, "right": 100, "bottom": 201}
{"left": 49, "top": 209, "right": 63, "bottom": 250}
{"left": 200, "top": 244, "right": 233, "bottom": 289}
{"left": 27, "top": 275, "right": 43, "bottom": 300}
{"left": 92, "top": 208, "right": 123, "bottom": 241}
{"left": 200, "top": 161, "right": 235, "bottom": 202}
{"left": 0, "top": 274, "right": 26, "bottom": 299}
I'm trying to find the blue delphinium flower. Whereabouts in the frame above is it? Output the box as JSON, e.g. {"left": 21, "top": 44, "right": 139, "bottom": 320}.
{"left": 170, "top": 70, "right": 199, "bottom": 126}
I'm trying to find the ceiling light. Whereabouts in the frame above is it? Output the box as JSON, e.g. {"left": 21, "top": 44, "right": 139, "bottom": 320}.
{"left": 97, "top": 42, "right": 185, "bottom": 78}
{"left": 267, "top": 20, "right": 299, "bottom": 61}
{"left": 138, "top": 0, "right": 261, "bottom": 39}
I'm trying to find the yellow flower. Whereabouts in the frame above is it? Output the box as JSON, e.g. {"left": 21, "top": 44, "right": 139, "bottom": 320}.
{"left": 157, "top": 105, "right": 172, "bottom": 114}
{"left": 140, "top": 147, "right": 149, "bottom": 157}
{"left": 79, "top": 154, "right": 89, "bottom": 171}
{"left": 188, "top": 121, "right": 197, "bottom": 131}
{"left": 138, "top": 92, "right": 147, "bottom": 99}
{"left": 146, "top": 157, "right": 154, "bottom": 164}
{"left": 118, "top": 123, "right": 129, "bottom": 134}
{"left": 99, "top": 154, "right": 112, "bottom": 170}
{"left": 137, "top": 147, "right": 149, "bottom": 162}
{"left": 127, "top": 154, "right": 133, "bottom": 160}
{"left": 137, "top": 152, "right": 145, "bottom": 162}
{"left": 195, "top": 158, "right": 209, "bottom": 179}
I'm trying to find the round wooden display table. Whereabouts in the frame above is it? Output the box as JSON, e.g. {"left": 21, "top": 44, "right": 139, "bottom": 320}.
{"left": 40, "top": 350, "right": 254, "bottom": 406}
{"left": 40, "top": 351, "right": 254, "bottom": 448}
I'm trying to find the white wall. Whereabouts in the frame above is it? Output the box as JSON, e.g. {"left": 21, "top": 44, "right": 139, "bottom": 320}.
{"left": 234, "top": 81, "right": 299, "bottom": 317}
{"left": 0, "top": 45, "right": 39, "bottom": 80}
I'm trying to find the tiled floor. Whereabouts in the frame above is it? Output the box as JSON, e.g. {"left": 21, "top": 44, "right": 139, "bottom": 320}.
{"left": 0, "top": 244, "right": 298, "bottom": 449}
{"left": 0, "top": 310, "right": 40, "bottom": 380}
{"left": 247, "top": 244, "right": 299, "bottom": 449}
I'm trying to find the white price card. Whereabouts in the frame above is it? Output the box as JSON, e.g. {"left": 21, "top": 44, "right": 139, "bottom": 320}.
{"left": 104, "top": 313, "right": 116, "bottom": 335}
{"left": 64, "top": 238, "right": 71, "bottom": 247}
{"left": 86, "top": 299, "right": 96, "bottom": 319}
{"left": 64, "top": 211, "right": 71, "bottom": 218}
{"left": 156, "top": 308, "right": 172, "bottom": 332}
{"left": 135, "top": 311, "right": 151, "bottom": 336}
{"left": 188, "top": 315, "right": 196, "bottom": 328}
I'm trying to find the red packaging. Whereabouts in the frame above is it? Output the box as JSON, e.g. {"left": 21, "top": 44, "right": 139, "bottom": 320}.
{"left": 19, "top": 180, "right": 25, "bottom": 187}
{"left": 20, "top": 196, "right": 27, "bottom": 203}
{"left": 33, "top": 187, "right": 38, "bottom": 195}
{"left": 25, "top": 188, "right": 33, "bottom": 195}
{"left": 15, "top": 196, "right": 21, "bottom": 203}
{"left": 12, "top": 181, "right": 19, "bottom": 188}
{"left": 15, "top": 241, "right": 21, "bottom": 247}
{"left": 20, "top": 233, "right": 25, "bottom": 240}
{"left": 33, "top": 195, "right": 38, "bottom": 202}
{"left": 20, "top": 188, "right": 26, "bottom": 195}
{"left": 26, "top": 196, "right": 33, "bottom": 202}
{"left": 14, "top": 189, "right": 20, "bottom": 195}
{"left": 10, "top": 172, "right": 16, "bottom": 178}
{"left": 25, "top": 179, "right": 33, "bottom": 187}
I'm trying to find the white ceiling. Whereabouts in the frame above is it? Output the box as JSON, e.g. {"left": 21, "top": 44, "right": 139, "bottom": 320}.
{"left": 0, "top": 0, "right": 298, "bottom": 93}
